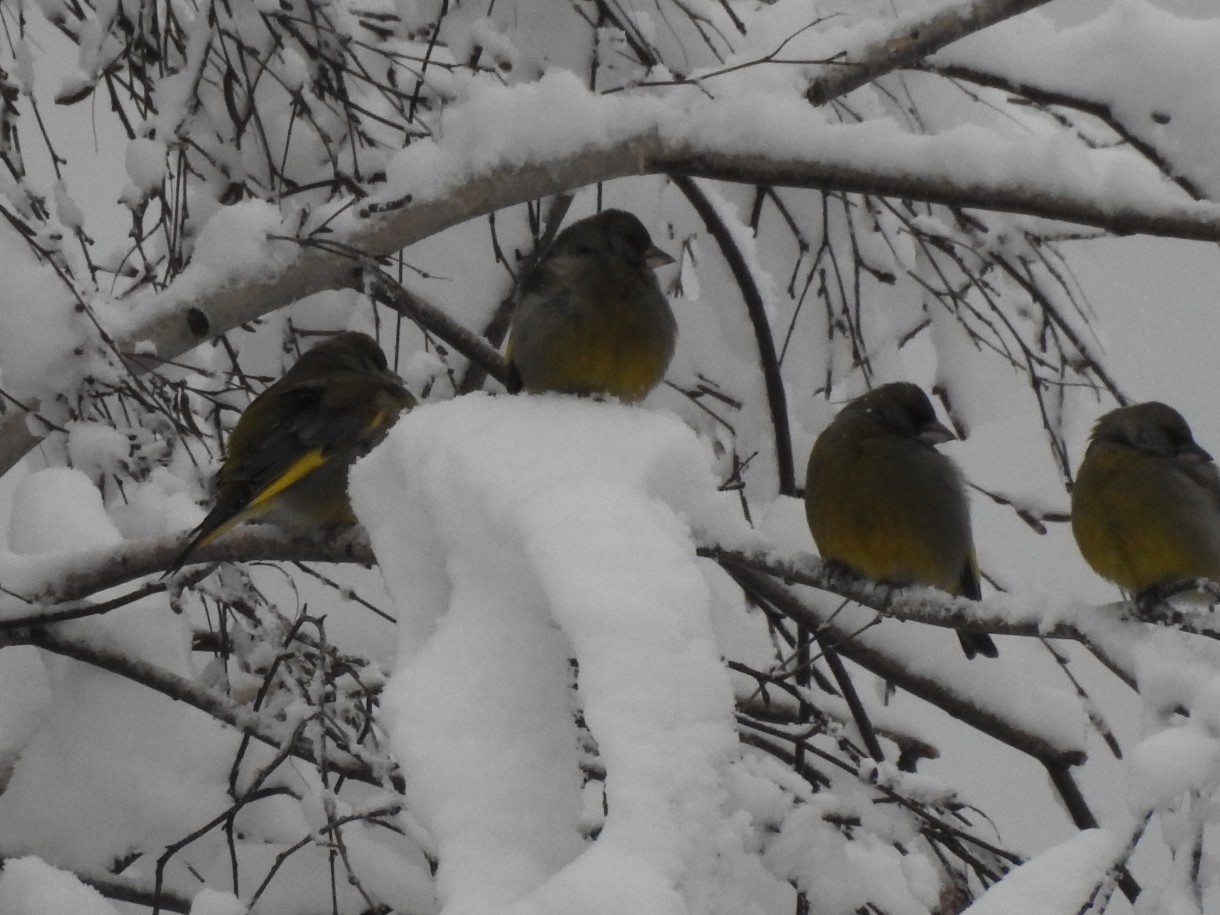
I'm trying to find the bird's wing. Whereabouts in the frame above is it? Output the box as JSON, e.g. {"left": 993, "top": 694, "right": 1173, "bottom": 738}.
{"left": 1179, "top": 454, "right": 1220, "bottom": 515}
{"left": 168, "top": 367, "right": 411, "bottom": 573}
{"left": 219, "top": 382, "right": 332, "bottom": 496}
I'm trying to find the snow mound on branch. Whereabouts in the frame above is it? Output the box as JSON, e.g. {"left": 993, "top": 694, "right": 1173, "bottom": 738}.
{"left": 961, "top": 828, "right": 1123, "bottom": 915}
{"left": 0, "top": 468, "right": 234, "bottom": 873}
{"left": 351, "top": 394, "right": 773, "bottom": 915}
{"left": 0, "top": 856, "right": 120, "bottom": 915}
{"left": 9, "top": 468, "right": 120, "bottom": 555}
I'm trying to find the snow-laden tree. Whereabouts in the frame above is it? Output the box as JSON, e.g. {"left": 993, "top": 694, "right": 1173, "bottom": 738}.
{"left": 0, "top": 0, "right": 1218, "bottom": 912}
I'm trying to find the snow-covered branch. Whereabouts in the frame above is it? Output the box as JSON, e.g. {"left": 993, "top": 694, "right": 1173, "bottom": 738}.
{"left": 0, "top": 116, "right": 1211, "bottom": 477}
{"left": 705, "top": 545, "right": 1079, "bottom": 641}
{"left": 720, "top": 558, "right": 1083, "bottom": 765}
{"left": 0, "top": 624, "right": 389, "bottom": 786}
{"left": 804, "top": 0, "right": 1059, "bottom": 105}
{"left": 0, "top": 527, "right": 374, "bottom": 613}
{"left": 2, "top": 520, "right": 1187, "bottom": 676}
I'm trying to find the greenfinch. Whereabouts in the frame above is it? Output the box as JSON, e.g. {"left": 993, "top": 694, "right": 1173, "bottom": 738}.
{"left": 505, "top": 208, "right": 677, "bottom": 402}
{"left": 1072, "top": 401, "right": 1220, "bottom": 598}
{"left": 804, "top": 382, "right": 998, "bottom": 659}
{"left": 170, "top": 332, "right": 415, "bottom": 570}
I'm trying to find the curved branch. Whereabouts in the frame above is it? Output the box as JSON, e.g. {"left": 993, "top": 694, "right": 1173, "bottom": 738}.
{"left": 1, "top": 123, "right": 1218, "bottom": 476}
{"left": 672, "top": 175, "right": 796, "bottom": 495}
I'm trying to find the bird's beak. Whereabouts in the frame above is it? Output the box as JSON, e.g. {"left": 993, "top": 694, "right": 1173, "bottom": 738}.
{"left": 919, "top": 421, "right": 956, "bottom": 445}
{"left": 645, "top": 246, "right": 676, "bottom": 269}
{"left": 1179, "top": 441, "right": 1214, "bottom": 463}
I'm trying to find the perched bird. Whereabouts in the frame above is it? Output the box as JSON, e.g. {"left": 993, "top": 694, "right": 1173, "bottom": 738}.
{"left": 1072, "top": 401, "right": 1220, "bottom": 598}
{"left": 170, "top": 332, "right": 415, "bottom": 571}
{"left": 505, "top": 208, "right": 677, "bottom": 403}
{"left": 804, "top": 382, "right": 998, "bottom": 659}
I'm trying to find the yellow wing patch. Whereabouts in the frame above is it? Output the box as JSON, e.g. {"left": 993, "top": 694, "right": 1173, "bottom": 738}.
{"left": 250, "top": 448, "right": 330, "bottom": 508}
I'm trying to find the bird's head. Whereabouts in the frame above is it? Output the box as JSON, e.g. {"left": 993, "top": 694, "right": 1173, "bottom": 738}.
{"left": 847, "top": 382, "right": 956, "bottom": 445}
{"left": 292, "top": 332, "right": 390, "bottom": 377}
{"left": 551, "top": 209, "right": 674, "bottom": 270}
{"left": 1090, "top": 401, "right": 1212, "bottom": 462}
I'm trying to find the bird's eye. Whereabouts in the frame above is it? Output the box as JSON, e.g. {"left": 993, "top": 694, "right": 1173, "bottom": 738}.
{"left": 1171, "top": 431, "right": 1198, "bottom": 453}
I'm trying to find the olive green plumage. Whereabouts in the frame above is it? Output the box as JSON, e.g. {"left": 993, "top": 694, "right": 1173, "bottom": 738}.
{"left": 170, "top": 332, "right": 415, "bottom": 571}
{"left": 505, "top": 209, "right": 677, "bottom": 403}
{"left": 804, "top": 382, "right": 998, "bottom": 659}
{"left": 1072, "top": 401, "right": 1220, "bottom": 597}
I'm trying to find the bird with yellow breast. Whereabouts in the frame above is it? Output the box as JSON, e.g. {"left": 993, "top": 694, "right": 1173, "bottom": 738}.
{"left": 505, "top": 209, "right": 676, "bottom": 403}
{"left": 804, "top": 382, "right": 998, "bottom": 659}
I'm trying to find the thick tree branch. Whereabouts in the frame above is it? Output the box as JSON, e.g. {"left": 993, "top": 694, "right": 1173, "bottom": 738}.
{"left": 0, "top": 526, "right": 373, "bottom": 615}
{"left": 0, "top": 523, "right": 1127, "bottom": 771}
{"left": 0, "top": 520, "right": 1179, "bottom": 872}
{"left": 0, "top": 526, "right": 1188, "bottom": 661}
{"left": 1, "top": 125, "right": 1218, "bottom": 476}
